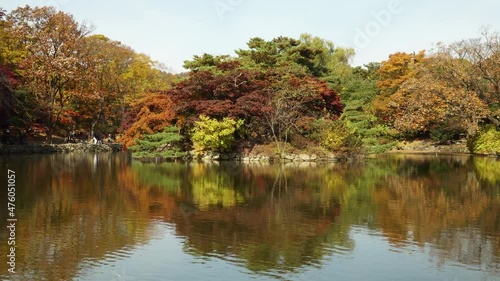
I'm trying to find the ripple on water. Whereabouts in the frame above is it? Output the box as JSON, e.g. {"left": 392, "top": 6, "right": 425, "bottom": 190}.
{"left": 80, "top": 246, "right": 136, "bottom": 270}
{"left": 329, "top": 244, "right": 354, "bottom": 257}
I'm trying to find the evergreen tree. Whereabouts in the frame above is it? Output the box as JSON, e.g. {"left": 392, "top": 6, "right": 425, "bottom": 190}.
{"left": 129, "top": 126, "right": 185, "bottom": 159}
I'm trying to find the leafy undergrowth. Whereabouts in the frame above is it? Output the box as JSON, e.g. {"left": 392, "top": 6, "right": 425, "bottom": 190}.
{"left": 469, "top": 127, "right": 500, "bottom": 155}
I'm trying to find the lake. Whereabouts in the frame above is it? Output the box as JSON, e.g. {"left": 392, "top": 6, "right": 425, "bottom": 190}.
{"left": 0, "top": 153, "right": 499, "bottom": 281}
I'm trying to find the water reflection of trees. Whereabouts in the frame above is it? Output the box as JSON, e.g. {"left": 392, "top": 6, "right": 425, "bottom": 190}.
{"left": 134, "top": 157, "right": 500, "bottom": 275}
{"left": 371, "top": 155, "right": 500, "bottom": 273}
{"left": 131, "top": 162, "right": 358, "bottom": 273}
{"left": 0, "top": 154, "right": 154, "bottom": 281}
{"left": 0, "top": 154, "right": 499, "bottom": 279}
{"left": 474, "top": 157, "right": 500, "bottom": 185}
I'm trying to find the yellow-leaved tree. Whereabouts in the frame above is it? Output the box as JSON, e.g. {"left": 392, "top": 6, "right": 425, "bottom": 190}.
{"left": 191, "top": 115, "right": 243, "bottom": 152}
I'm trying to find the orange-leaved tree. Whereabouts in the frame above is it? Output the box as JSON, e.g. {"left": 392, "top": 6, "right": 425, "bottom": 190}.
{"left": 373, "top": 51, "right": 426, "bottom": 121}
{"left": 119, "top": 93, "right": 176, "bottom": 148}
{"left": 385, "top": 65, "right": 489, "bottom": 138}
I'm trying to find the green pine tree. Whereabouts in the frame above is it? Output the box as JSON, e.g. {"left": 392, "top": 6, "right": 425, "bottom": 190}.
{"left": 129, "top": 126, "right": 186, "bottom": 159}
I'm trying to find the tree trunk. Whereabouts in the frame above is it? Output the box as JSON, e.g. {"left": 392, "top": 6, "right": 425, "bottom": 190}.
{"left": 91, "top": 120, "right": 97, "bottom": 139}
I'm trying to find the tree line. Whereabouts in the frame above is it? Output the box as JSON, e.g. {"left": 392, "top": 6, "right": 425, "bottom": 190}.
{"left": 0, "top": 6, "right": 174, "bottom": 144}
{"left": 1, "top": 5, "right": 499, "bottom": 155}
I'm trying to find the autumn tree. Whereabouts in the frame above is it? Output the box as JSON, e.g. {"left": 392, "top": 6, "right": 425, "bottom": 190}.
{"left": 0, "top": 7, "right": 27, "bottom": 130}
{"left": 70, "top": 35, "right": 138, "bottom": 137}
{"left": 119, "top": 93, "right": 176, "bottom": 148}
{"left": 263, "top": 74, "right": 343, "bottom": 154}
{"left": 7, "top": 5, "right": 92, "bottom": 142}
{"left": 431, "top": 28, "right": 500, "bottom": 126}
{"left": 385, "top": 66, "right": 489, "bottom": 138}
{"left": 373, "top": 51, "right": 426, "bottom": 120}
{"left": 191, "top": 115, "right": 243, "bottom": 152}
{"left": 0, "top": 7, "right": 25, "bottom": 69}
{"left": 263, "top": 83, "right": 310, "bottom": 154}
{"left": 171, "top": 60, "right": 271, "bottom": 136}
{"left": 67, "top": 33, "right": 173, "bottom": 138}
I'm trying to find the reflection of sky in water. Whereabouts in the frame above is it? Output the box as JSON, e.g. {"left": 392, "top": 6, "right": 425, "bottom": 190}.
{"left": 75, "top": 222, "right": 257, "bottom": 281}
{"left": 76, "top": 223, "right": 496, "bottom": 281}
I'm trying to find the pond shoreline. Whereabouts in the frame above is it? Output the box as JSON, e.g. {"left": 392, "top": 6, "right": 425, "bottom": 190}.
{"left": 0, "top": 143, "right": 124, "bottom": 154}
{"left": 1, "top": 141, "right": 498, "bottom": 160}
{"left": 386, "top": 139, "right": 499, "bottom": 157}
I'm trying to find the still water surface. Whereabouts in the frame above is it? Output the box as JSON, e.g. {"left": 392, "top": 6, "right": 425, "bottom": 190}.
{"left": 0, "top": 153, "right": 499, "bottom": 281}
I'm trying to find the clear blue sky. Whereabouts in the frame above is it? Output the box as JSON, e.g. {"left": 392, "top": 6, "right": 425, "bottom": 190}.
{"left": 3, "top": 0, "right": 500, "bottom": 72}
